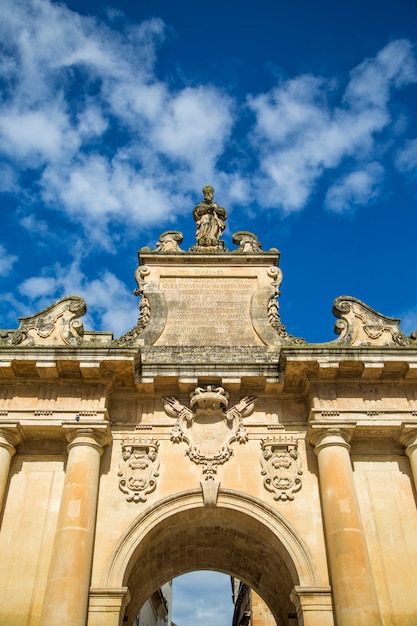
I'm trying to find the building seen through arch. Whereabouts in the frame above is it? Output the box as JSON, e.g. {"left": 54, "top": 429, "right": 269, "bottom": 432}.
{"left": 1, "top": 188, "right": 417, "bottom": 625}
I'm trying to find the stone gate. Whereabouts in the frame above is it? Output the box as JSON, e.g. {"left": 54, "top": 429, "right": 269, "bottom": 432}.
{"left": 1, "top": 188, "right": 417, "bottom": 626}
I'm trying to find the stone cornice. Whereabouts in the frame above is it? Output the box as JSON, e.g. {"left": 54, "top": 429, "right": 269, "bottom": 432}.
{"left": 138, "top": 251, "right": 280, "bottom": 266}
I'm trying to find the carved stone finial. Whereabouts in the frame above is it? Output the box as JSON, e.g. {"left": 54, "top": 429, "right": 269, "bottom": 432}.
{"left": 232, "top": 231, "right": 262, "bottom": 253}
{"left": 190, "top": 186, "right": 227, "bottom": 252}
{"left": 154, "top": 230, "right": 183, "bottom": 253}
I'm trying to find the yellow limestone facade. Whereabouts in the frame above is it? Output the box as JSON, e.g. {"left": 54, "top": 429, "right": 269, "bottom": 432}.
{"left": 1, "top": 190, "right": 417, "bottom": 626}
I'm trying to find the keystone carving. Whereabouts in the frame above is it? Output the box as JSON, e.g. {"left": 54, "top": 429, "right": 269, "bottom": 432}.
{"left": 260, "top": 436, "right": 302, "bottom": 501}
{"left": 332, "top": 296, "right": 417, "bottom": 347}
{"left": 9, "top": 295, "right": 85, "bottom": 347}
{"left": 163, "top": 386, "right": 256, "bottom": 479}
{"left": 118, "top": 438, "right": 160, "bottom": 502}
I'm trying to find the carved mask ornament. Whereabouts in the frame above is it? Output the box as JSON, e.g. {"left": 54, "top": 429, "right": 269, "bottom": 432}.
{"left": 118, "top": 438, "right": 160, "bottom": 502}
{"left": 260, "top": 437, "right": 302, "bottom": 501}
{"left": 163, "top": 386, "right": 256, "bottom": 480}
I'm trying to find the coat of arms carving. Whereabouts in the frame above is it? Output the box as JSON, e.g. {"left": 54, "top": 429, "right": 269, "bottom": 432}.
{"left": 260, "top": 436, "right": 302, "bottom": 501}
{"left": 118, "top": 438, "right": 160, "bottom": 502}
{"left": 163, "top": 386, "right": 256, "bottom": 479}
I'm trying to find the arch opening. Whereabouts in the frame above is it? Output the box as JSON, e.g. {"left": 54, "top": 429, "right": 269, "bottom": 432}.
{"left": 104, "top": 491, "right": 320, "bottom": 626}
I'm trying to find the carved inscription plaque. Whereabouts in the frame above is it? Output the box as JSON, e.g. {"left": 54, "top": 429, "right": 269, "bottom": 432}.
{"left": 156, "top": 276, "right": 262, "bottom": 346}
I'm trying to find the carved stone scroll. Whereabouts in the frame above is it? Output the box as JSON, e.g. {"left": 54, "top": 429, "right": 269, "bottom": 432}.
{"left": 163, "top": 386, "right": 256, "bottom": 480}
{"left": 332, "top": 296, "right": 416, "bottom": 347}
{"left": 118, "top": 438, "right": 160, "bottom": 503}
{"left": 113, "top": 264, "right": 167, "bottom": 346}
{"left": 251, "top": 266, "right": 305, "bottom": 346}
{"left": 9, "top": 295, "right": 85, "bottom": 347}
{"left": 232, "top": 231, "right": 263, "bottom": 253}
{"left": 260, "top": 436, "right": 302, "bottom": 501}
{"left": 154, "top": 230, "right": 184, "bottom": 253}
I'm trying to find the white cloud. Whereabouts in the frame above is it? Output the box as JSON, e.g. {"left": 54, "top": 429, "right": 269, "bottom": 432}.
{"left": 0, "top": 107, "right": 79, "bottom": 163}
{"left": 396, "top": 138, "right": 417, "bottom": 173}
{"left": 0, "top": 0, "right": 234, "bottom": 240}
{"left": 172, "top": 572, "right": 234, "bottom": 626}
{"left": 400, "top": 309, "right": 417, "bottom": 336}
{"left": 248, "top": 39, "right": 417, "bottom": 213}
{"left": 0, "top": 0, "right": 416, "bottom": 243}
{"left": 345, "top": 39, "right": 417, "bottom": 108}
{"left": 16, "top": 254, "right": 137, "bottom": 336}
{"left": 325, "top": 163, "right": 384, "bottom": 213}
{"left": 0, "top": 244, "right": 18, "bottom": 276}
{"left": 0, "top": 162, "right": 18, "bottom": 192}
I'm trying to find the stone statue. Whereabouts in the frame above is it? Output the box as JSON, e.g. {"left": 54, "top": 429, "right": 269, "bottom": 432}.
{"left": 193, "top": 185, "right": 227, "bottom": 248}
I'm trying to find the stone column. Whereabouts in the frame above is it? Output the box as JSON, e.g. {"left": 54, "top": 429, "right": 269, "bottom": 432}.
{"left": 399, "top": 423, "right": 417, "bottom": 492}
{"left": 40, "top": 423, "right": 111, "bottom": 626}
{"left": 309, "top": 425, "right": 382, "bottom": 626}
{"left": 0, "top": 422, "right": 23, "bottom": 517}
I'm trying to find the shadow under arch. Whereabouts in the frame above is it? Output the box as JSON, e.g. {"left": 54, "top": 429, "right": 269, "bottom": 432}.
{"left": 103, "top": 489, "right": 322, "bottom": 626}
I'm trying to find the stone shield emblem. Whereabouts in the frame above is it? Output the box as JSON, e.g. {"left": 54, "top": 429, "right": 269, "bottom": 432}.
{"left": 261, "top": 437, "right": 302, "bottom": 501}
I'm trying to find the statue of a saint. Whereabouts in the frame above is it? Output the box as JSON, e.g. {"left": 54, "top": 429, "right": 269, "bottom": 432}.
{"left": 193, "top": 186, "right": 227, "bottom": 247}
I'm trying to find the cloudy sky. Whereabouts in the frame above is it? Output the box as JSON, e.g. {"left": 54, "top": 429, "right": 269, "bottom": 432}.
{"left": 172, "top": 571, "right": 233, "bottom": 626}
{"left": 1, "top": 0, "right": 417, "bottom": 622}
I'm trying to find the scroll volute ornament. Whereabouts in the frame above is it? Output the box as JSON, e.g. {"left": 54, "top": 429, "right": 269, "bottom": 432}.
{"left": 261, "top": 436, "right": 302, "bottom": 501}
{"left": 9, "top": 295, "right": 85, "bottom": 346}
{"left": 332, "top": 295, "right": 417, "bottom": 347}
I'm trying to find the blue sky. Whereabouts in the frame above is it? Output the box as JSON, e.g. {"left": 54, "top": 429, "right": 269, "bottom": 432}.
{"left": 1, "top": 0, "right": 417, "bottom": 622}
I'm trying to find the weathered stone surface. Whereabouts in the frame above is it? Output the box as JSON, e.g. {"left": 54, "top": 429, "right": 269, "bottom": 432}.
{"left": 2, "top": 193, "right": 417, "bottom": 626}
{"left": 6, "top": 295, "right": 86, "bottom": 347}
{"left": 332, "top": 295, "right": 417, "bottom": 347}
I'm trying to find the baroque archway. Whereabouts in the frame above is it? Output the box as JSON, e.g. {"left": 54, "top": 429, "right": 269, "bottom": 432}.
{"left": 4, "top": 188, "right": 416, "bottom": 626}
{"left": 90, "top": 490, "right": 324, "bottom": 626}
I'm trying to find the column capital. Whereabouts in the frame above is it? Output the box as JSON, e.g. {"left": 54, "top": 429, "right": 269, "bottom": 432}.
{"left": 62, "top": 421, "right": 112, "bottom": 455}
{"left": 398, "top": 422, "right": 417, "bottom": 455}
{"left": 88, "top": 587, "right": 131, "bottom": 614}
{"left": 307, "top": 421, "right": 356, "bottom": 454}
{"left": 290, "top": 586, "right": 333, "bottom": 615}
{"left": 0, "top": 421, "right": 24, "bottom": 455}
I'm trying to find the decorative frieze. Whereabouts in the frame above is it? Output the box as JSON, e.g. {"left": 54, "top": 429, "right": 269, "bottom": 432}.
{"left": 118, "top": 438, "right": 160, "bottom": 503}
{"left": 260, "top": 436, "right": 302, "bottom": 501}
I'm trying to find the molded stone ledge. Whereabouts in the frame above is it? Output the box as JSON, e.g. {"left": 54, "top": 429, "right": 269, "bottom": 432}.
{"left": 308, "top": 410, "right": 417, "bottom": 440}
{"left": 136, "top": 346, "right": 283, "bottom": 392}
{"left": 0, "top": 348, "right": 138, "bottom": 383}
{"left": 0, "top": 412, "right": 110, "bottom": 442}
{"left": 138, "top": 251, "right": 280, "bottom": 267}
{"left": 280, "top": 346, "right": 417, "bottom": 384}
